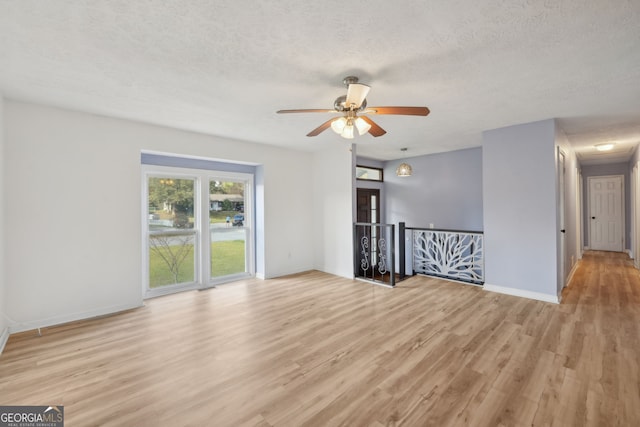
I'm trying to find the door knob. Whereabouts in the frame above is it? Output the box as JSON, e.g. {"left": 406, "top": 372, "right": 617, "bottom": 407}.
{"left": 592, "top": 216, "right": 596, "bottom": 219}
{"left": 560, "top": 229, "right": 566, "bottom": 233}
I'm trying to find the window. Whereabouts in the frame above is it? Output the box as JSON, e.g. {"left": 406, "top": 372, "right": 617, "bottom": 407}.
{"left": 356, "top": 165, "right": 383, "bottom": 181}
{"left": 147, "top": 176, "right": 197, "bottom": 290}
{"left": 142, "top": 164, "right": 254, "bottom": 298}
{"left": 209, "top": 176, "right": 252, "bottom": 280}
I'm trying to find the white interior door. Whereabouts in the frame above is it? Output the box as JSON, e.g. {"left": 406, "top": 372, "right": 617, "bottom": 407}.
{"left": 635, "top": 163, "right": 640, "bottom": 267}
{"left": 589, "top": 175, "right": 624, "bottom": 252}
{"left": 633, "top": 164, "right": 637, "bottom": 264}
{"left": 558, "top": 149, "right": 567, "bottom": 286}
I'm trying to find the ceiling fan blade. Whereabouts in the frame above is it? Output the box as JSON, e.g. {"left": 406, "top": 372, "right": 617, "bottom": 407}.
{"left": 345, "top": 83, "right": 370, "bottom": 109}
{"left": 364, "top": 106, "right": 430, "bottom": 116}
{"left": 360, "top": 116, "right": 387, "bottom": 137}
{"left": 306, "top": 118, "right": 336, "bottom": 137}
{"left": 277, "top": 109, "right": 338, "bottom": 114}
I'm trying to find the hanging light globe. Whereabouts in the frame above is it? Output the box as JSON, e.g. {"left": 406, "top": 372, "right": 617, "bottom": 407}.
{"left": 396, "top": 148, "right": 412, "bottom": 177}
{"left": 396, "top": 162, "right": 412, "bottom": 177}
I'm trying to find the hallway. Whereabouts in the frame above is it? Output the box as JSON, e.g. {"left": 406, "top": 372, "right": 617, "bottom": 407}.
{"left": 554, "top": 250, "right": 640, "bottom": 425}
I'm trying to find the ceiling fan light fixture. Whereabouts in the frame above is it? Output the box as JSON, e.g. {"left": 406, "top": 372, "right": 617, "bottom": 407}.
{"left": 595, "top": 143, "right": 615, "bottom": 151}
{"left": 355, "top": 117, "right": 372, "bottom": 135}
{"left": 341, "top": 122, "right": 355, "bottom": 139}
{"left": 346, "top": 83, "right": 370, "bottom": 109}
{"left": 331, "top": 117, "right": 347, "bottom": 134}
{"left": 276, "top": 76, "right": 429, "bottom": 139}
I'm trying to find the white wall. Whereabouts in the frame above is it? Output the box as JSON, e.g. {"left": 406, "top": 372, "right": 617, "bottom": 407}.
{"left": 4, "top": 100, "right": 316, "bottom": 332}
{"left": 0, "top": 96, "right": 8, "bottom": 350}
{"left": 483, "top": 119, "right": 560, "bottom": 302}
{"left": 313, "top": 145, "right": 355, "bottom": 278}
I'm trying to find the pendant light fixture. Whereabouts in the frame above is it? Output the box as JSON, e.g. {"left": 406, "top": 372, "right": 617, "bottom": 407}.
{"left": 396, "top": 148, "right": 412, "bottom": 177}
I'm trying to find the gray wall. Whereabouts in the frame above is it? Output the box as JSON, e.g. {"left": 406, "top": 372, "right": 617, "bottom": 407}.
{"left": 382, "top": 147, "right": 483, "bottom": 275}
{"left": 483, "top": 119, "right": 559, "bottom": 298}
{"left": 631, "top": 144, "right": 640, "bottom": 166}
{"left": 581, "top": 162, "right": 630, "bottom": 249}
{"left": 383, "top": 147, "right": 483, "bottom": 231}
{"left": 361, "top": 120, "right": 580, "bottom": 302}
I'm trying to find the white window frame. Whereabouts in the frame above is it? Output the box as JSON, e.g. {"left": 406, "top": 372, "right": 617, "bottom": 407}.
{"left": 205, "top": 171, "right": 255, "bottom": 286}
{"left": 142, "top": 165, "right": 255, "bottom": 298}
{"left": 142, "top": 166, "right": 201, "bottom": 298}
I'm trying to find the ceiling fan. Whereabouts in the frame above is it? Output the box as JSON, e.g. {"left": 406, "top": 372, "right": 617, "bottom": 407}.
{"left": 277, "top": 76, "right": 430, "bottom": 139}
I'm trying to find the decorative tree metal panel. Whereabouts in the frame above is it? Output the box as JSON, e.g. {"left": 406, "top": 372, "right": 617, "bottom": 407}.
{"left": 413, "top": 230, "right": 484, "bottom": 284}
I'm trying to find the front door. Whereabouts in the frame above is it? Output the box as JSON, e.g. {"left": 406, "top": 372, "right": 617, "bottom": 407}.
{"left": 589, "top": 175, "right": 623, "bottom": 252}
{"left": 356, "top": 188, "right": 381, "bottom": 277}
{"left": 357, "top": 188, "right": 380, "bottom": 224}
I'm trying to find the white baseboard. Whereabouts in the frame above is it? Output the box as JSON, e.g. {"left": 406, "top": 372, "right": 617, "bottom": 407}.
{"left": 8, "top": 302, "right": 144, "bottom": 334}
{"left": 255, "top": 273, "right": 265, "bottom": 280}
{"left": 484, "top": 284, "right": 560, "bottom": 304}
{"left": 0, "top": 326, "right": 9, "bottom": 355}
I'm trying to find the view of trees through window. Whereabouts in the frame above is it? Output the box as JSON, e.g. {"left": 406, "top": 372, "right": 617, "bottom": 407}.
{"left": 146, "top": 175, "right": 248, "bottom": 290}
{"left": 148, "top": 177, "right": 196, "bottom": 288}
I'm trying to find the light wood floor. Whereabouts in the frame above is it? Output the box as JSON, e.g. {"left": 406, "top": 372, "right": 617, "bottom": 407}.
{"left": 1, "top": 251, "right": 639, "bottom": 426}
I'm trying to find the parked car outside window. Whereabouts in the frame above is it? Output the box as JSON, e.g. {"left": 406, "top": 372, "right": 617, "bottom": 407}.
{"left": 232, "top": 214, "right": 244, "bottom": 226}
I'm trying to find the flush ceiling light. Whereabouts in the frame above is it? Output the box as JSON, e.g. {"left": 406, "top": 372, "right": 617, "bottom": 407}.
{"left": 396, "top": 148, "right": 412, "bottom": 177}
{"left": 595, "top": 143, "right": 615, "bottom": 151}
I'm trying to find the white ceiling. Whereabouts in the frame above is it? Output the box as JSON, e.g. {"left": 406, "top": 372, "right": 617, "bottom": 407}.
{"left": 1, "top": 1, "right": 639, "bottom": 162}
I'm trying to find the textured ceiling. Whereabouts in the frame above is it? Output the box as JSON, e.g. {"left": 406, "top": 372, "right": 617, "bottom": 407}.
{"left": 1, "top": 1, "right": 639, "bottom": 161}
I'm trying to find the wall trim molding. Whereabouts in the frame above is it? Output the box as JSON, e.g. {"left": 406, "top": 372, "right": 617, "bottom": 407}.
{"left": 0, "top": 327, "right": 9, "bottom": 355}
{"left": 484, "top": 284, "right": 560, "bottom": 304}
{"left": 8, "top": 302, "right": 144, "bottom": 334}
